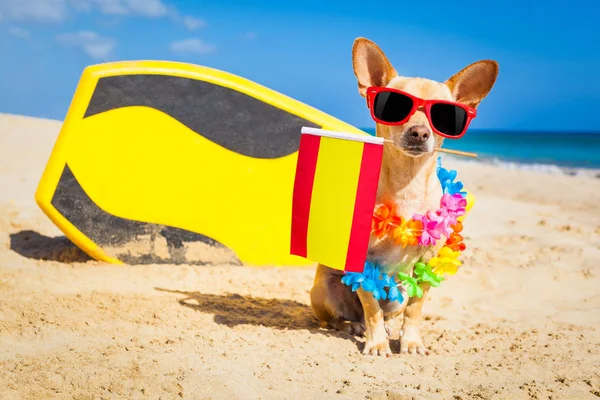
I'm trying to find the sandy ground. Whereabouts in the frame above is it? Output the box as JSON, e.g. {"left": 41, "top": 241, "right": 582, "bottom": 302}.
{"left": 1, "top": 112, "right": 600, "bottom": 400}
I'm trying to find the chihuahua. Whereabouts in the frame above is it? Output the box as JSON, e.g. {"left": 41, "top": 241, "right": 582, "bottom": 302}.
{"left": 310, "top": 37, "right": 498, "bottom": 356}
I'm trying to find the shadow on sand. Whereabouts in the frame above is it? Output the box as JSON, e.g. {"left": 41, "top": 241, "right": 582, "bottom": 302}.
{"left": 9, "top": 230, "right": 92, "bottom": 263}
{"left": 155, "top": 287, "right": 363, "bottom": 346}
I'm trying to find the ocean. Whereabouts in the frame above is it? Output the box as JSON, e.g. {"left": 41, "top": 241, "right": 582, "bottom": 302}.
{"left": 362, "top": 128, "right": 600, "bottom": 171}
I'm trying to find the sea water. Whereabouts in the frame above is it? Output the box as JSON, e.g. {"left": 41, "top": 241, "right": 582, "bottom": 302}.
{"left": 362, "top": 128, "right": 600, "bottom": 171}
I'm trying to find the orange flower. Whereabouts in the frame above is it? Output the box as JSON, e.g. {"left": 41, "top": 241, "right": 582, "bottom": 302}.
{"left": 446, "top": 221, "right": 466, "bottom": 251}
{"left": 452, "top": 220, "right": 464, "bottom": 233}
{"left": 393, "top": 219, "right": 424, "bottom": 247}
{"left": 371, "top": 203, "right": 402, "bottom": 239}
{"left": 446, "top": 232, "right": 464, "bottom": 245}
{"left": 447, "top": 241, "right": 466, "bottom": 252}
{"left": 445, "top": 232, "right": 466, "bottom": 252}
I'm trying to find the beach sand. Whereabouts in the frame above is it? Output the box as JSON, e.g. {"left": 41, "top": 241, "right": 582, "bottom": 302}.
{"left": 1, "top": 112, "right": 599, "bottom": 400}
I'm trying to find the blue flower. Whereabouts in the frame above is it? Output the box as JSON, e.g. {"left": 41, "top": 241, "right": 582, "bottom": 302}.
{"left": 387, "top": 276, "right": 404, "bottom": 303}
{"left": 340, "top": 271, "right": 364, "bottom": 292}
{"left": 436, "top": 156, "right": 467, "bottom": 197}
{"left": 341, "top": 261, "right": 404, "bottom": 303}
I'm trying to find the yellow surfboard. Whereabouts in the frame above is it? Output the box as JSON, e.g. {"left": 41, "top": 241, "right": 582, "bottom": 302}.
{"left": 35, "top": 60, "right": 369, "bottom": 266}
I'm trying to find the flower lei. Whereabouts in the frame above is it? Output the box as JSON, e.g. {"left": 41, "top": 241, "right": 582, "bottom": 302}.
{"left": 341, "top": 157, "right": 470, "bottom": 303}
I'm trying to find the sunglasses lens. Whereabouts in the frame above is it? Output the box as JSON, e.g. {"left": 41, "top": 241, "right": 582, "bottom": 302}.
{"left": 373, "top": 91, "right": 413, "bottom": 123}
{"left": 430, "top": 103, "right": 468, "bottom": 137}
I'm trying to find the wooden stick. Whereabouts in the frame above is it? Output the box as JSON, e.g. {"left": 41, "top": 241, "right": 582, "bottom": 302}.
{"left": 382, "top": 139, "right": 477, "bottom": 158}
{"left": 433, "top": 147, "right": 477, "bottom": 158}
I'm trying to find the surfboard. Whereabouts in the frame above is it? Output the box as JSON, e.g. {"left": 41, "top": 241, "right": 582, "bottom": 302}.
{"left": 35, "top": 60, "right": 369, "bottom": 266}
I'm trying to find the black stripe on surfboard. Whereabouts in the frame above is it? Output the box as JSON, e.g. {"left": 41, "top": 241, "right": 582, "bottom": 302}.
{"left": 83, "top": 74, "right": 321, "bottom": 159}
{"left": 50, "top": 164, "right": 241, "bottom": 265}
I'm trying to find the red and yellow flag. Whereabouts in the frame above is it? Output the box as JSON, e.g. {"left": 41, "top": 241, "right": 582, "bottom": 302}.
{"left": 290, "top": 127, "right": 384, "bottom": 272}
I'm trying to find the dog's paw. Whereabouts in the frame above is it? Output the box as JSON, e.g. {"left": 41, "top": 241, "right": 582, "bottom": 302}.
{"left": 348, "top": 322, "right": 366, "bottom": 336}
{"left": 400, "top": 327, "right": 429, "bottom": 355}
{"left": 339, "top": 321, "right": 366, "bottom": 337}
{"left": 362, "top": 338, "right": 392, "bottom": 357}
{"left": 329, "top": 319, "right": 366, "bottom": 337}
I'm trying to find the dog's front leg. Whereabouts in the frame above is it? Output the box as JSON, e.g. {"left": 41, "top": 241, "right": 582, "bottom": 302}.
{"left": 356, "top": 288, "right": 391, "bottom": 357}
{"left": 400, "top": 283, "right": 430, "bottom": 355}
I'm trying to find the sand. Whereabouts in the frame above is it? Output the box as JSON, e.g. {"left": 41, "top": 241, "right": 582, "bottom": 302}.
{"left": 1, "top": 112, "right": 599, "bottom": 400}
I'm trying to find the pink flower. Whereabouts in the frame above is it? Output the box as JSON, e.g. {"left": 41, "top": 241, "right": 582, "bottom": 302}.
{"left": 439, "top": 194, "right": 467, "bottom": 226}
{"left": 414, "top": 211, "right": 444, "bottom": 246}
{"left": 433, "top": 212, "right": 454, "bottom": 237}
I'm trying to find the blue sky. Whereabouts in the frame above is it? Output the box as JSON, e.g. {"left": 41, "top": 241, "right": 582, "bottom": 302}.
{"left": 0, "top": 0, "right": 599, "bottom": 131}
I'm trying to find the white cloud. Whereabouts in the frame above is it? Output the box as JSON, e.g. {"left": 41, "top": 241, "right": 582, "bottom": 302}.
{"left": 9, "top": 26, "right": 30, "bottom": 39}
{"left": 181, "top": 15, "right": 205, "bottom": 30}
{"left": 87, "top": 0, "right": 128, "bottom": 15}
{"left": 73, "top": 0, "right": 168, "bottom": 17}
{"left": 0, "top": 0, "right": 69, "bottom": 23}
{"left": 0, "top": 0, "right": 188, "bottom": 22}
{"left": 123, "top": 0, "right": 167, "bottom": 17}
{"left": 56, "top": 31, "right": 116, "bottom": 59}
{"left": 169, "top": 38, "right": 215, "bottom": 55}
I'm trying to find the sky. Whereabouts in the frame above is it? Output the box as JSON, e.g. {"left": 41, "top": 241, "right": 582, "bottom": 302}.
{"left": 0, "top": 0, "right": 599, "bottom": 131}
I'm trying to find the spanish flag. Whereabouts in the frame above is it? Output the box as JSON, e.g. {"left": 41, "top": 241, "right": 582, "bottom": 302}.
{"left": 290, "top": 127, "right": 384, "bottom": 272}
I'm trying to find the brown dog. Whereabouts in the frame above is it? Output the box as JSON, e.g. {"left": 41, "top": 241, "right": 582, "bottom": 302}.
{"left": 310, "top": 37, "right": 498, "bottom": 356}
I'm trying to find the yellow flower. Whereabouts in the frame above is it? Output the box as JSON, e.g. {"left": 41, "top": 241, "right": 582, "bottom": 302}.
{"left": 457, "top": 190, "right": 475, "bottom": 223}
{"left": 429, "top": 246, "right": 462, "bottom": 276}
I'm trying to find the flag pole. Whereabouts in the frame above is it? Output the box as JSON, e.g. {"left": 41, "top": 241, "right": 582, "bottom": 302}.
{"left": 299, "top": 127, "right": 477, "bottom": 158}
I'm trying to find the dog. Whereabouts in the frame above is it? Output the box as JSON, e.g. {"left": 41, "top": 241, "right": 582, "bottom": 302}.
{"left": 310, "top": 37, "right": 498, "bottom": 356}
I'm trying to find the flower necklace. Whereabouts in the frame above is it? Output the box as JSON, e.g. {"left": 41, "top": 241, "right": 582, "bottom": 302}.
{"left": 341, "top": 157, "right": 472, "bottom": 303}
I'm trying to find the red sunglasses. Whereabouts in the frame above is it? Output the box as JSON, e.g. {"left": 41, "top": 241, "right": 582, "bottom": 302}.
{"left": 366, "top": 86, "right": 477, "bottom": 139}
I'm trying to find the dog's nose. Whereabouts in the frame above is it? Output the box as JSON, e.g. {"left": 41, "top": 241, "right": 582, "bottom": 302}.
{"left": 406, "top": 125, "right": 430, "bottom": 144}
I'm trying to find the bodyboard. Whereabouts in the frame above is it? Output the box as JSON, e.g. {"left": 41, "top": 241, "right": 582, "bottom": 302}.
{"left": 35, "top": 60, "right": 369, "bottom": 266}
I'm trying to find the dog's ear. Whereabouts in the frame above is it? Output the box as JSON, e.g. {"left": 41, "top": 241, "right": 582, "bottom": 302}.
{"left": 445, "top": 60, "right": 498, "bottom": 108}
{"left": 352, "top": 38, "right": 397, "bottom": 98}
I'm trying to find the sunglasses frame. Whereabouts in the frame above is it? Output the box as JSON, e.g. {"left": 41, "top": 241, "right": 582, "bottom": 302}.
{"left": 366, "top": 86, "right": 477, "bottom": 139}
